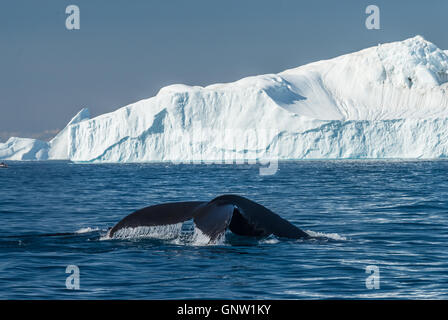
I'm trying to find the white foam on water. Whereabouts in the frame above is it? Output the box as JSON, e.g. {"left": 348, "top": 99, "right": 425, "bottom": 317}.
{"left": 191, "top": 227, "right": 225, "bottom": 246}
{"left": 75, "top": 227, "right": 100, "bottom": 234}
{"left": 306, "top": 230, "right": 348, "bottom": 241}
{"left": 99, "top": 220, "right": 227, "bottom": 246}
{"left": 259, "top": 235, "right": 280, "bottom": 244}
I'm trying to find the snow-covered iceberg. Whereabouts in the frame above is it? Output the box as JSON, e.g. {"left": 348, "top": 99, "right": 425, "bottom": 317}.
{"left": 1, "top": 36, "right": 448, "bottom": 161}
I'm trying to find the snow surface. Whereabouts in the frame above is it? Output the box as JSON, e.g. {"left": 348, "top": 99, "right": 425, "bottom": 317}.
{"left": 1, "top": 36, "right": 448, "bottom": 161}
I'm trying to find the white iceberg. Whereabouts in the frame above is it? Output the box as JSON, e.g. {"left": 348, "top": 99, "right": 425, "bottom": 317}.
{"left": 1, "top": 36, "right": 448, "bottom": 161}
{"left": 0, "top": 108, "right": 90, "bottom": 160}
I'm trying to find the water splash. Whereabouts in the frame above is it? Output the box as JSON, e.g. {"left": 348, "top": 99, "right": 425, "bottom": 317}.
{"left": 306, "top": 230, "right": 347, "bottom": 241}
{"left": 75, "top": 227, "right": 100, "bottom": 234}
{"left": 259, "top": 234, "right": 280, "bottom": 244}
{"left": 188, "top": 227, "right": 225, "bottom": 246}
{"left": 99, "top": 221, "right": 226, "bottom": 246}
{"left": 101, "top": 224, "right": 183, "bottom": 241}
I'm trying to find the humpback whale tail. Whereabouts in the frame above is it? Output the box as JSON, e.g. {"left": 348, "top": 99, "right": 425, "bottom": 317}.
{"left": 108, "top": 195, "right": 309, "bottom": 242}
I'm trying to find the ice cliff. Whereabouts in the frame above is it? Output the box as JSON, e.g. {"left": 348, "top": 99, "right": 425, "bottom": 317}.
{"left": 1, "top": 36, "right": 448, "bottom": 161}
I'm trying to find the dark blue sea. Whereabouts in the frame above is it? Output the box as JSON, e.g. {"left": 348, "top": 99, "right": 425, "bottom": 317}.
{"left": 1, "top": 161, "right": 447, "bottom": 299}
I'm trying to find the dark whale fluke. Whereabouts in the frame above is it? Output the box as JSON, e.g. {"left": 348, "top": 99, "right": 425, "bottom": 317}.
{"left": 109, "top": 195, "right": 309, "bottom": 241}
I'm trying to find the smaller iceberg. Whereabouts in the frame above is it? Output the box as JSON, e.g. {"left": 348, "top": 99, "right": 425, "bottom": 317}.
{"left": 0, "top": 108, "right": 90, "bottom": 161}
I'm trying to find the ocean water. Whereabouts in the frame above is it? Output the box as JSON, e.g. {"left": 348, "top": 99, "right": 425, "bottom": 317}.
{"left": 0, "top": 160, "right": 447, "bottom": 299}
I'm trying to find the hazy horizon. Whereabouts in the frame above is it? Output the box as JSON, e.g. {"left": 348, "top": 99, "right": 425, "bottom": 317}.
{"left": 1, "top": 0, "right": 447, "bottom": 141}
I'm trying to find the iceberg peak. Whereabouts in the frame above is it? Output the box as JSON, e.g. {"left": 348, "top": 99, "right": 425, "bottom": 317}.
{"left": 66, "top": 107, "right": 90, "bottom": 126}
{"left": 47, "top": 108, "right": 91, "bottom": 160}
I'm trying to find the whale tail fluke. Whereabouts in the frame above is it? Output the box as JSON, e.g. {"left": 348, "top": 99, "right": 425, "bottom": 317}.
{"left": 193, "top": 202, "right": 234, "bottom": 241}
{"left": 109, "top": 195, "right": 310, "bottom": 241}
{"left": 108, "top": 201, "right": 205, "bottom": 238}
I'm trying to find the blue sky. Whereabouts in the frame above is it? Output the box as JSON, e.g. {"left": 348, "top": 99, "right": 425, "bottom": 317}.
{"left": 1, "top": 0, "right": 447, "bottom": 140}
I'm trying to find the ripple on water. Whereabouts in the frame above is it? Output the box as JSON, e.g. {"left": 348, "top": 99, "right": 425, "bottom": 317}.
{"left": 1, "top": 160, "right": 448, "bottom": 299}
